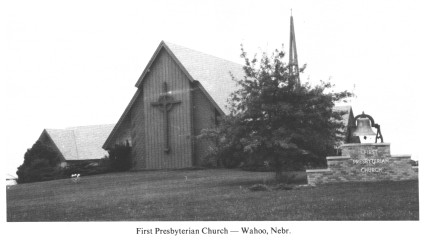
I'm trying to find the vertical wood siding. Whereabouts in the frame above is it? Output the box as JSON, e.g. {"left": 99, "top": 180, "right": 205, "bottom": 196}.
{"left": 137, "top": 49, "right": 193, "bottom": 169}
{"left": 192, "top": 85, "right": 217, "bottom": 166}
{"left": 130, "top": 91, "right": 146, "bottom": 169}
{"left": 110, "top": 116, "right": 132, "bottom": 147}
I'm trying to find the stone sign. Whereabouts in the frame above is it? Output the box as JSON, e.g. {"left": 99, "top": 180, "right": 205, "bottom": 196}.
{"left": 306, "top": 143, "right": 418, "bottom": 185}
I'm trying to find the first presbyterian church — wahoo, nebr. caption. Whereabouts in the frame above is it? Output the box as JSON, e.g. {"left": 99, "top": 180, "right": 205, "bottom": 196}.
{"left": 103, "top": 41, "right": 245, "bottom": 170}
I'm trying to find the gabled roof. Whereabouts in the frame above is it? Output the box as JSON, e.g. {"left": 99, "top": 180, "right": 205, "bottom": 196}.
{"left": 103, "top": 41, "right": 246, "bottom": 149}
{"left": 43, "top": 124, "right": 114, "bottom": 161}
{"left": 333, "top": 105, "right": 354, "bottom": 128}
{"left": 136, "top": 41, "right": 245, "bottom": 114}
{"left": 333, "top": 105, "right": 356, "bottom": 144}
{"left": 102, "top": 89, "right": 140, "bottom": 149}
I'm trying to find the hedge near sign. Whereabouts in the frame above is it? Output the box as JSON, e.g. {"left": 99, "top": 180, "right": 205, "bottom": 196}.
{"left": 306, "top": 143, "right": 418, "bottom": 185}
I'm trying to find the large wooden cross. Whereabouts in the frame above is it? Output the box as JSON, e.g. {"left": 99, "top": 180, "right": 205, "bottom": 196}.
{"left": 151, "top": 82, "right": 181, "bottom": 153}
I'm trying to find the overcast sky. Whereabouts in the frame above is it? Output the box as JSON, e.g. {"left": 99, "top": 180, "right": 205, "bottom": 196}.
{"left": 2, "top": 0, "right": 424, "bottom": 177}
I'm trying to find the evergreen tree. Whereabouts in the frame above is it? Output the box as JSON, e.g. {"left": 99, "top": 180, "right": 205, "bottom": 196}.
{"left": 16, "top": 140, "right": 63, "bottom": 183}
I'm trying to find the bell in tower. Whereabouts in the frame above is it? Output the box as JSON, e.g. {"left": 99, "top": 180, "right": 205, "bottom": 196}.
{"left": 352, "top": 117, "right": 376, "bottom": 139}
{"left": 351, "top": 112, "right": 383, "bottom": 143}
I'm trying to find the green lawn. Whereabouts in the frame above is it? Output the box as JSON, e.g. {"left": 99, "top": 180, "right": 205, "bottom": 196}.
{"left": 6, "top": 169, "right": 419, "bottom": 221}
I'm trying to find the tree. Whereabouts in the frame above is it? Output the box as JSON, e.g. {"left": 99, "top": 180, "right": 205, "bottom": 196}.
{"left": 16, "top": 140, "right": 63, "bottom": 183}
{"left": 201, "top": 46, "right": 353, "bottom": 179}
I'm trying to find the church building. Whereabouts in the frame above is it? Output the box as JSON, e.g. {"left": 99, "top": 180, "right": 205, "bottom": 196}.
{"left": 39, "top": 124, "right": 114, "bottom": 167}
{"left": 103, "top": 41, "right": 245, "bottom": 169}
{"left": 103, "top": 16, "right": 355, "bottom": 170}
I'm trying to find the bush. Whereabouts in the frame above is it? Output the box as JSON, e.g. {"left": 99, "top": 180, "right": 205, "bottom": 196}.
{"left": 16, "top": 141, "right": 64, "bottom": 183}
{"left": 63, "top": 160, "right": 109, "bottom": 177}
{"left": 108, "top": 143, "right": 132, "bottom": 172}
{"left": 198, "top": 122, "right": 247, "bottom": 168}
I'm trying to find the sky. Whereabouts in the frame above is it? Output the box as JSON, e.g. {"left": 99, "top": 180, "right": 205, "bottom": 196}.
{"left": 1, "top": 0, "right": 424, "bottom": 177}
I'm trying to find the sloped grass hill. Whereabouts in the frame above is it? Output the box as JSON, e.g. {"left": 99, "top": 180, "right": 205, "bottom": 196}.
{"left": 7, "top": 169, "right": 419, "bottom": 221}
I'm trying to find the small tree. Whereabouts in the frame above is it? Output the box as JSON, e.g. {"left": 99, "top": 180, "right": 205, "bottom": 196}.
{"left": 16, "top": 140, "right": 63, "bottom": 183}
{"left": 107, "top": 142, "right": 132, "bottom": 172}
{"left": 201, "top": 46, "right": 353, "bottom": 179}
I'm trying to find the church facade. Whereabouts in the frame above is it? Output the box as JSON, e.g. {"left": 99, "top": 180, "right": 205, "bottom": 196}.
{"left": 103, "top": 40, "right": 356, "bottom": 170}
{"left": 103, "top": 41, "right": 245, "bottom": 170}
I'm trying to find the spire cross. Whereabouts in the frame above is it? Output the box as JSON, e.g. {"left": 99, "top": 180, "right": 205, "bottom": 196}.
{"left": 151, "top": 82, "right": 181, "bottom": 153}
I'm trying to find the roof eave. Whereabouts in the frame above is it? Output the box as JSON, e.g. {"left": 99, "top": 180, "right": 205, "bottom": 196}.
{"left": 135, "top": 41, "right": 196, "bottom": 87}
{"left": 40, "top": 129, "right": 67, "bottom": 162}
{"left": 194, "top": 80, "right": 226, "bottom": 116}
{"left": 134, "top": 41, "right": 227, "bottom": 115}
{"left": 102, "top": 89, "right": 141, "bottom": 149}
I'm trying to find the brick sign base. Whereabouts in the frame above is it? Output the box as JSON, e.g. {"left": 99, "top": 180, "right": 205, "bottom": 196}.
{"left": 307, "top": 143, "right": 418, "bottom": 185}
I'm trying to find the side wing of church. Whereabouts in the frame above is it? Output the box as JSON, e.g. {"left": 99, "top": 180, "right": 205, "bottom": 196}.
{"left": 39, "top": 124, "right": 114, "bottom": 167}
{"left": 103, "top": 41, "right": 245, "bottom": 170}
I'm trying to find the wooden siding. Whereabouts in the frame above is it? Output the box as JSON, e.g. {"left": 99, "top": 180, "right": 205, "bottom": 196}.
{"left": 130, "top": 90, "right": 146, "bottom": 169}
{"left": 138, "top": 49, "right": 193, "bottom": 169}
{"left": 192, "top": 84, "right": 217, "bottom": 166}
{"left": 109, "top": 116, "right": 132, "bottom": 148}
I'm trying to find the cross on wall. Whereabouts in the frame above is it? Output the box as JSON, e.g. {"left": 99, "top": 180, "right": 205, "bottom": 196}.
{"left": 151, "top": 82, "right": 181, "bottom": 153}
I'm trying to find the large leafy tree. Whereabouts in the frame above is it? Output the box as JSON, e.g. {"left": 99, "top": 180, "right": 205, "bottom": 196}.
{"left": 201, "top": 46, "right": 353, "bottom": 178}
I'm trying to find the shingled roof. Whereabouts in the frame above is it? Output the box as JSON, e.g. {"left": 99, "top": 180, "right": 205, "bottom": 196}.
{"left": 42, "top": 124, "right": 114, "bottom": 161}
{"left": 135, "top": 41, "right": 245, "bottom": 114}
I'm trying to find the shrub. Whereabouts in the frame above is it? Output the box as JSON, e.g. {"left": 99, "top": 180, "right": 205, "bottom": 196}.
{"left": 63, "top": 160, "right": 108, "bottom": 177}
{"left": 16, "top": 141, "right": 64, "bottom": 183}
{"left": 108, "top": 142, "right": 132, "bottom": 172}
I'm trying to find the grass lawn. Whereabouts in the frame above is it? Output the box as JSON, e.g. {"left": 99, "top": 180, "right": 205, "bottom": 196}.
{"left": 6, "top": 169, "right": 419, "bottom": 221}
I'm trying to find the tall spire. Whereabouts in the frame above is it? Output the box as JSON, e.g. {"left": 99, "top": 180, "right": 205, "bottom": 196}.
{"left": 289, "top": 11, "right": 300, "bottom": 86}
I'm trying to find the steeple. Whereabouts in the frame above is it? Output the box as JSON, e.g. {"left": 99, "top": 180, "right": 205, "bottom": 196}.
{"left": 288, "top": 11, "right": 300, "bottom": 86}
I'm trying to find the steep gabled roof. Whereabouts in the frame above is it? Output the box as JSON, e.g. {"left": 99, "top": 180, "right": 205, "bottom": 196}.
{"left": 103, "top": 89, "right": 140, "bottom": 149}
{"left": 103, "top": 41, "right": 245, "bottom": 149}
{"left": 136, "top": 41, "right": 245, "bottom": 114}
{"left": 43, "top": 124, "right": 114, "bottom": 160}
{"left": 44, "top": 128, "right": 78, "bottom": 160}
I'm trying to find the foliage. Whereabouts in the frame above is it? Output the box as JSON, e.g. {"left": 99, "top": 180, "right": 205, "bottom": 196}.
{"left": 199, "top": 126, "right": 245, "bottom": 168}
{"left": 201, "top": 45, "right": 353, "bottom": 179}
{"left": 16, "top": 140, "right": 64, "bottom": 183}
{"left": 107, "top": 142, "right": 132, "bottom": 172}
{"left": 63, "top": 159, "right": 109, "bottom": 177}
